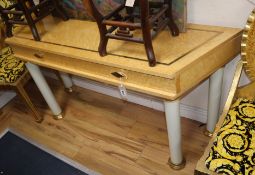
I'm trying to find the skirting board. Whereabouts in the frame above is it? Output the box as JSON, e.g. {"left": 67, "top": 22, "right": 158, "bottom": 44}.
{"left": 0, "top": 71, "right": 208, "bottom": 123}
{"left": 71, "top": 76, "right": 208, "bottom": 123}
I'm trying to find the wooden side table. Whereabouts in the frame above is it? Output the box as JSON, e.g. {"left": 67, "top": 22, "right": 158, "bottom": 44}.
{"left": 5, "top": 17, "right": 242, "bottom": 169}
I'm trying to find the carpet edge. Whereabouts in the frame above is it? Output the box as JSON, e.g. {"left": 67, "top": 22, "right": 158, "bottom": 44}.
{"left": 2, "top": 128, "right": 101, "bottom": 175}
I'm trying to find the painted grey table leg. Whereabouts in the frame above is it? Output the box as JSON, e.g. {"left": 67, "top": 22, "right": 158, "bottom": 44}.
{"left": 58, "top": 72, "right": 73, "bottom": 92}
{"left": 206, "top": 68, "right": 224, "bottom": 135}
{"left": 26, "top": 62, "right": 63, "bottom": 119}
{"left": 164, "top": 99, "right": 186, "bottom": 170}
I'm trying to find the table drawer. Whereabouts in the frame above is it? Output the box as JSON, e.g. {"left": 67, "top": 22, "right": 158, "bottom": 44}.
{"left": 11, "top": 45, "right": 179, "bottom": 100}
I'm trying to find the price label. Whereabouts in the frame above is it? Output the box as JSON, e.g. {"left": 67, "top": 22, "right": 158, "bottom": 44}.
{"left": 125, "top": 0, "right": 135, "bottom": 7}
{"left": 118, "top": 84, "right": 128, "bottom": 100}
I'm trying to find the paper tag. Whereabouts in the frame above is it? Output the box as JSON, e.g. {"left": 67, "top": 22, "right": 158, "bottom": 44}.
{"left": 125, "top": 0, "right": 135, "bottom": 7}
{"left": 118, "top": 84, "right": 128, "bottom": 100}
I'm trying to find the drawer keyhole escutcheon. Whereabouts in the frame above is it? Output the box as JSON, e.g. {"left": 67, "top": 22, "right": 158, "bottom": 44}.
{"left": 34, "top": 52, "right": 44, "bottom": 59}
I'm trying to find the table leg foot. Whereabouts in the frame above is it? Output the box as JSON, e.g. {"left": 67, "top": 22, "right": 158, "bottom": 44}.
{"left": 65, "top": 87, "right": 73, "bottom": 93}
{"left": 203, "top": 129, "right": 213, "bottom": 137}
{"left": 58, "top": 72, "right": 73, "bottom": 93}
{"left": 168, "top": 157, "right": 186, "bottom": 170}
{"left": 53, "top": 112, "right": 64, "bottom": 120}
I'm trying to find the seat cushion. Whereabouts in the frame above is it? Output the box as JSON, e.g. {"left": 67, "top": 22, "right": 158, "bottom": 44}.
{"left": 0, "top": 47, "right": 26, "bottom": 83}
{"left": 205, "top": 98, "right": 255, "bottom": 175}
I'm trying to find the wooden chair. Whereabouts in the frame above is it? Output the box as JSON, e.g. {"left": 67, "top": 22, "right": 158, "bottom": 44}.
{"left": 0, "top": 0, "right": 69, "bottom": 41}
{"left": 0, "top": 46, "right": 43, "bottom": 122}
{"left": 195, "top": 9, "right": 255, "bottom": 175}
{"left": 83, "top": 0, "right": 179, "bottom": 67}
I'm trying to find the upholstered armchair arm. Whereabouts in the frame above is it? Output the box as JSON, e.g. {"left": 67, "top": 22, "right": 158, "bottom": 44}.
{"left": 213, "top": 60, "right": 243, "bottom": 136}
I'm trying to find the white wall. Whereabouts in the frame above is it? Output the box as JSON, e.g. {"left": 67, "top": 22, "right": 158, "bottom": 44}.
{"left": 188, "top": 0, "right": 254, "bottom": 28}
{"left": 182, "top": 0, "right": 254, "bottom": 117}
{"left": 1, "top": 0, "right": 254, "bottom": 123}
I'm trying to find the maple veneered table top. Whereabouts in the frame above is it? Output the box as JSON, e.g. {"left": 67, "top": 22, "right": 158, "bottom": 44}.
{"left": 6, "top": 17, "right": 242, "bottom": 100}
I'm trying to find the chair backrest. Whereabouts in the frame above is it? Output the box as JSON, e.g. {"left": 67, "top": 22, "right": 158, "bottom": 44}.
{"left": 194, "top": 9, "right": 255, "bottom": 172}
{"left": 236, "top": 8, "right": 255, "bottom": 100}
{"left": 210, "top": 8, "right": 255, "bottom": 135}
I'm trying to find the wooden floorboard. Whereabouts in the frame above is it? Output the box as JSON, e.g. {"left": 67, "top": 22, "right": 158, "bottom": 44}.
{"left": 0, "top": 78, "right": 210, "bottom": 175}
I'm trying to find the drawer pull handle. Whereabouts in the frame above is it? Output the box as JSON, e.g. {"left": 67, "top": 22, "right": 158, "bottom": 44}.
{"left": 34, "top": 52, "right": 44, "bottom": 58}
{"left": 111, "top": 71, "right": 127, "bottom": 79}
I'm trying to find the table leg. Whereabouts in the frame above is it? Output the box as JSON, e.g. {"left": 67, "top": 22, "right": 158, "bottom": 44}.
{"left": 206, "top": 68, "right": 224, "bottom": 135}
{"left": 58, "top": 72, "right": 73, "bottom": 92}
{"left": 25, "top": 62, "right": 63, "bottom": 119}
{"left": 164, "top": 99, "right": 186, "bottom": 170}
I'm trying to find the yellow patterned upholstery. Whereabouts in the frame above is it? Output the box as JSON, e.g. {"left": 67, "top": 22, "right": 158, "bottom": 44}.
{"left": 0, "top": 47, "right": 25, "bottom": 83}
{"left": 0, "top": 0, "right": 12, "bottom": 10}
{"left": 205, "top": 98, "right": 255, "bottom": 175}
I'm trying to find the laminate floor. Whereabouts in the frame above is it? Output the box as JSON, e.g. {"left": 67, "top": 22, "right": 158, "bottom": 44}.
{"left": 0, "top": 77, "right": 210, "bottom": 175}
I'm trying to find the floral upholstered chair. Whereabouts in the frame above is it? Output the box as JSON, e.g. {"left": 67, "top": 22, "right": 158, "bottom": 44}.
{"left": 0, "top": 48, "right": 43, "bottom": 122}
{"left": 0, "top": 17, "right": 43, "bottom": 122}
{"left": 194, "top": 9, "right": 255, "bottom": 175}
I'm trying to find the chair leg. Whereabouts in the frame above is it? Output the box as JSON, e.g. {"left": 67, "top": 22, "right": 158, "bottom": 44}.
{"left": 29, "top": 23, "right": 41, "bottom": 41}
{"left": 26, "top": 0, "right": 39, "bottom": 17}
{"left": 142, "top": 27, "right": 156, "bottom": 67}
{"left": 165, "top": 0, "right": 179, "bottom": 36}
{"left": 15, "top": 83, "right": 43, "bottom": 123}
{"left": 85, "top": 0, "right": 108, "bottom": 56}
{"left": 19, "top": 0, "right": 41, "bottom": 41}
{"left": 0, "top": 7, "right": 13, "bottom": 37}
{"left": 98, "top": 29, "right": 109, "bottom": 56}
{"left": 140, "top": 0, "right": 156, "bottom": 67}
{"left": 5, "top": 23, "right": 13, "bottom": 38}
